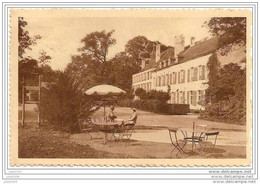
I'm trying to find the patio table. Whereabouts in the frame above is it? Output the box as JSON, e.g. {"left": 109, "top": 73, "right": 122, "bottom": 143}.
{"left": 93, "top": 122, "right": 122, "bottom": 144}
{"left": 178, "top": 127, "right": 209, "bottom": 152}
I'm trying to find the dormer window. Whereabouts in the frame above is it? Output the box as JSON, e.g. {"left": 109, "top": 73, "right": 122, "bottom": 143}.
{"left": 164, "top": 60, "right": 167, "bottom": 67}
{"left": 168, "top": 58, "right": 171, "bottom": 65}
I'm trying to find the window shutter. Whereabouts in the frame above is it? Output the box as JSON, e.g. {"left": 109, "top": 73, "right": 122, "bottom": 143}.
{"left": 199, "top": 66, "right": 202, "bottom": 80}
{"left": 202, "top": 65, "right": 205, "bottom": 80}
{"left": 188, "top": 69, "right": 190, "bottom": 82}
{"left": 193, "top": 91, "right": 197, "bottom": 106}
{"left": 194, "top": 67, "right": 198, "bottom": 81}
{"left": 191, "top": 68, "right": 194, "bottom": 81}
{"left": 183, "top": 91, "right": 185, "bottom": 103}
{"left": 183, "top": 70, "right": 185, "bottom": 83}
{"left": 187, "top": 91, "right": 190, "bottom": 104}
{"left": 177, "top": 92, "right": 179, "bottom": 104}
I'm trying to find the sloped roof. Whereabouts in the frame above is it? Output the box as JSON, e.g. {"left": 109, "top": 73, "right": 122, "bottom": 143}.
{"left": 141, "top": 47, "right": 175, "bottom": 72}
{"left": 178, "top": 36, "right": 219, "bottom": 62}
{"left": 139, "top": 36, "right": 219, "bottom": 73}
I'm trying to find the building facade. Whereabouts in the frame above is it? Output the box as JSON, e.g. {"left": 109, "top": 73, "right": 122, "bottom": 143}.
{"left": 132, "top": 35, "right": 219, "bottom": 110}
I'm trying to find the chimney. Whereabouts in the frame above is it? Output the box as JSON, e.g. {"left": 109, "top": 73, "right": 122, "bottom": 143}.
{"left": 174, "top": 34, "right": 185, "bottom": 58}
{"left": 141, "top": 59, "right": 146, "bottom": 70}
{"left": 155, "top": 44, "right": 161, "bottom": 63}
{"left": 190, "top": 36, "right": 195, "bottom": 46}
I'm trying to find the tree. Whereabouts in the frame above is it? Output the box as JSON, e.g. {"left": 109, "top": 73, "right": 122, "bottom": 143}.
{"left": 125, "top": 36, "right": 170, "bottom": 65}
{"left": 206, "top": 17, "right": 246, "bottom": 55}
{"left": 38, "top": 50, "right": 51, "bottom": 66}
{"left": 18, "top": 17, "right": 41, "bottom": 59}
{"left": 205, "top": 52, "right": 221, "bottom": 103}
{"left": 66, "top": 55, "right": 104, "bottom": 90}
{"left": 78, "top": 30, "right": 116, "bottom": 63}
{"left": 201, "top": 62, "right": 246, "bottom": 124}
{"left": 38, "top": 71, "right": 101, "bottom": 133}
{"left": 18, "top": 18, "right": 53, "bottom": 103}
{"left": 109, "top": 52, "right": 141, "bottom": 91}
{"left": 135, "top": 88, "right": 147, "bottom": 100}
{"left": 40, "top": 64, "right": 57, "bottom": 82}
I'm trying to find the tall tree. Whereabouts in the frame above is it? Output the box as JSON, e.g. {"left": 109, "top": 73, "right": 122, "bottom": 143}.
{"left": 18, "top": 17, "right": 51, "bottom": 102}
{"left": 18, "top": 17, "right": 41, "bottom": 59}
{"left": 66, "top": 55, "right": 104, "bottom": 90}
{"left": 125, "top": 36, "right": 170, "bottom": 65}
{"left": 109, "top": 52, "right": 141, "bottom": 91}
{"left": 78, "top": 30, "right": 116, "bottom": 63}
{"left": 206, "top": 17, "right": 246, "bottom": 55}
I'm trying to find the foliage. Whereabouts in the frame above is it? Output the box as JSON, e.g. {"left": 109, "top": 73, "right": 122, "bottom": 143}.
{"left": 132, "top": 100, "right": 169, "bottom": 114}
{"left": 146, "top": 90, "right": 171, "bottom": 102}
{"left": 206, "top": 17, "right": 246, "bottom": 55}
{"left": 125, "top": 36, "right": 171, "bottom": 65}
{"left": 18, "top": 18, "right": 52, "bottom": 103}
{"left": 40, "top": 64, "right": 57, "bottom": 82}
{"left": 204, "top": 52, "right": 220, "bottom": 103}
{"left": 135, "top": 88, "right": 147, "bottom": 100}
{"left": 78, "top": 30, "right": 116, "bottom": 63}
{"left": 109, "top": 52, "right": 141, "bottom": 91}
{"left": 67, "top": 52, "right": 140, "bottom": 92}
{"left": 118, "top": 89, "right": 171, "bottom": 114}
{"left": 19, "top": 125, "right": 127, "bottom": 158}
{"left": 135, "top": 88, "right": 170, "bottom": 102}
{"left": 18, "top": 17, "right": 42, "bottom": 58}
{"left": 38, "top": 71, "right": 100, "bottom": 133}
{"left": 66, "top": 55, "right": 104, "bottom": 90}
{"left": 38, "top": 50, "right": 51, "bottom": 65}
{"left": 201, "top": 61, "right": 246, "bottom": 124}
{"left": 67, "top": 33, "right": 171, "bottom": 92}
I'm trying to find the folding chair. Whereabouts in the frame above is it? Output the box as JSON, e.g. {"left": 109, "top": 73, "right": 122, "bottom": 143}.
{"left": 168, "top": 128, "right": 188, "bottom": 157}
{"left": 193, "top": 124, "right": 208, "bottom": 148}
{"left": 114, "top": 122, "right": 135, "bottom": 140}
{"left": 200, "top": 132, "right": 219, "bottom": 151}
{"left": 78, "top": 119, "right": 95, "bottom": 140}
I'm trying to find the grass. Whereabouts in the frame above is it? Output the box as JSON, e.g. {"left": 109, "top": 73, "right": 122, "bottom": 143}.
{"left": 18, "top": 105, "right": 246, "bottom": 159}
{"left": 18, "top": 124, "right": 129, "bottom": 158}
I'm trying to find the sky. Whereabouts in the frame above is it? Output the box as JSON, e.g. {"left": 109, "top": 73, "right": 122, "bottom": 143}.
{"left": 24, "top": 17, "right": 211, "bottom": 70}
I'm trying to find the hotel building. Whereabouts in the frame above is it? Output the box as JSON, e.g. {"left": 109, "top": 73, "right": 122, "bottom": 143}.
{"left": 132, "top": 35, "right": 219, "bottom": 110}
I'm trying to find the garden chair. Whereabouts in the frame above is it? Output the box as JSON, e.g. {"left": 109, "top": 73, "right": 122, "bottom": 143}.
{"left": 78, "top": 119, "right": 96, "bottom": 140}
{"left": 200, "top": 132, "right": 219, "bottom": 150}
{"left": 194, "top": 124, "right": 208, "bottom": 144}
{"left": 179, "top": 124, "right": 207, "bottom": 151}
{"left": 114, "top": 122, "right": 136, "bottom": 140}
{"left": 168, "top": 128, "right": 188, "bottom": 157}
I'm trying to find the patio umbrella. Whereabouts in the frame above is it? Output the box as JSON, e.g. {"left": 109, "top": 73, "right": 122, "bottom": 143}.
{"left": 85, "top": 84, "right": 126, "bottom": 122}
{"left": 85, "top": 84, "right": 126, "bottom": 95}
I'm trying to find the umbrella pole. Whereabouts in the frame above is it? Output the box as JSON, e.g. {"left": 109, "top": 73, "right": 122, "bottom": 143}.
{"left": 104, "top": 103, "right": 106, "bottom": 123}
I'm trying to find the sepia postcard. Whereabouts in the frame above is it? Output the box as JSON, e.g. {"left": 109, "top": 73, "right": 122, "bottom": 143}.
{"left": 10, "top": 8, "right": 252, "bottom": 166}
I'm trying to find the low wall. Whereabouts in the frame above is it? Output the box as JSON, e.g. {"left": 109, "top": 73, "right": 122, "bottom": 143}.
{"left": 167, "top": 104, "right": 190, "bottom": 115}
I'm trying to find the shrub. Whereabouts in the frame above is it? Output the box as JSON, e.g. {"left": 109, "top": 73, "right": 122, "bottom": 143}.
{"left": 201, "top": 61, "right": 246, "bottom": 125}
{"left": 117, "top": 99, "right": 132, "bottom": 107}
{"left": 38, "top": 71, "right": 99, "bottom": 133}
{"left": 135, "top": 88, "right": 147, "bottom": 99}
{"left": 135, "top": 88, "right": 170, "bottom": 102}
{"left": 146, "top": 90, "right": 170, "bottom": 102}
{"left": 132, "top": 99, "right": 169, "bottom": 114}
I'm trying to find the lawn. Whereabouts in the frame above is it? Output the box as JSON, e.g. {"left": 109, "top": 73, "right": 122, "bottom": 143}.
{"left": 19, "top": 123, "right": 129, "bottom": 158}
{"left": 18, "top": 105, "right": 246, "bottom": 159}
